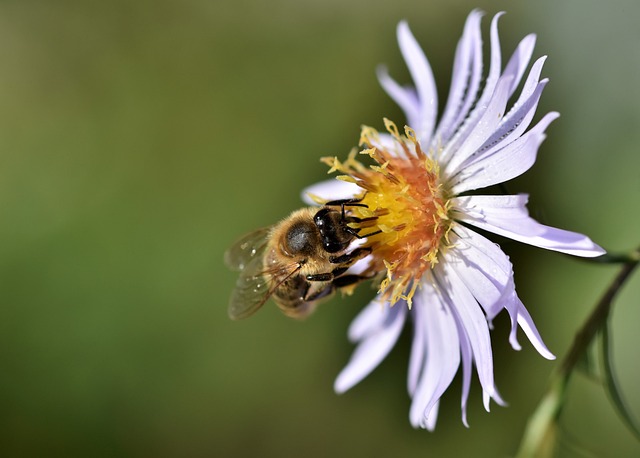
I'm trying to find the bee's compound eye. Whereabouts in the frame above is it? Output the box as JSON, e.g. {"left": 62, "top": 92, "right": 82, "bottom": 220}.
{"left": 286, "top": 222, "right": 317, "bottom": 255}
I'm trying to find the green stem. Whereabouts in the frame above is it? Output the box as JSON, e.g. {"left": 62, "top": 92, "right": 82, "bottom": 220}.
{"left": 516, "top": 246, "right": 640, "bottom": 458}
{"left": 559, "top": 248, "right": 639, "bottom": 377}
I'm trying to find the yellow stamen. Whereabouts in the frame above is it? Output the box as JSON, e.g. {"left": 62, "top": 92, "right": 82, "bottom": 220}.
{"left": 325, "top": 120, "right": 453, "bottom": 307}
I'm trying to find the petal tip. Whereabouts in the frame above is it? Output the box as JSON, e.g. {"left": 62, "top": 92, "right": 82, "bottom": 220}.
{"left": 492, "top": 11, "right": 506, "bottom": 23}
{"left": 397, "top": 20, "right": 411, "bottom": 37}
{"left": 586, "top": 246, "right": 608, "bottom": 258}
{"left": 333, "top": 376, "right": 349, "bottom": 394}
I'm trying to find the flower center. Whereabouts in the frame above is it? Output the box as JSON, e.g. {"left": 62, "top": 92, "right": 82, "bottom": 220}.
{"left": 320, "top": 119, "right": 453, "bottom": 308}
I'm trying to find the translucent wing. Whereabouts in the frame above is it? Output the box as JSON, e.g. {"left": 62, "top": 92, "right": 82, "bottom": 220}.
{"left": 228, "top": 253, "right": 300, "bottom": 320}
{"left": 224, "top": 227, "right": 271, "bottom": 271}
{"left": 228, "top": 254, "right": 272, "bottom": 320}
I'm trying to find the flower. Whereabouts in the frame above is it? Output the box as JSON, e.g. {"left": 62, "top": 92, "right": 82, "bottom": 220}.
{"left": 302, "top": 10, "right": 605, "bottom": 430}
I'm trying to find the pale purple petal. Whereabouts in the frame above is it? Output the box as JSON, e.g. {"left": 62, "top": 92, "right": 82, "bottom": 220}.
{"left": 503, "top": 34, "right": 537, "bottom": 96}
{"left": 335, "top": 302, "right": 406, "bottom": 393}
{"left": 515, "top": 298, "right": 555, "bottom": 360}
{"left": 345, "top": 253, "right": 373, "bottom": 276}
{"left": 456, "top": 76, "right": 549, "bottom": 172}
{"left": 486, "top": 12, "right": 505, "bottom": 94}
{"left": 446, "top": 229, "right": 520, "bottom": 350}
{"left": 453, "top": 194, "right": 606, "bottom": 256}
{"left": 466, "top": 50, "right": 546, "bottom": 160}
{"left": 451, "top": 225, "right": 555, "bottom": 356}
{"left": 503, "top": 55, "right": 546, "bottom": 122}
{"left": 409, "top": 281, "right": 461, "bottom": 429}
{"left": 453, "top": 194, "right": 539, "bottom": 236}
{"left": 434, "top": 264, "right": 499, "bottom": 406}
{"left": 433, "top": 10, "right": 483, "bottom": 147}
{"left": 424, "top": 401, "right": 439, "bottom": 431}
{"left": 347, "top": 298, "right": 389, "bottom": 342}
{"left": 450, "top": 112, "right": 559, "bottom": 194}
{"left": 377, "top": 65, "right": 421, "bottom": 129}
{"left": 455, "top": 313, "right": 473, "bottom": 427}
{"left": 440, "top": 13, "right": 504, "bottom": 165}
{"left": 447, "top": 225, "right": 515, "bottom": 319}
{"left": 443, "top": 74, "right": 514, "bottom": 175}
{"left": 441, "top": 16, "right": 543, "bottom": 175}
{"left": 397, "top": 21, "right": 438, "bottom": 144}
{"left": 301, "top": 179, "right": 361, "bottom": 205}
{"left": 407, "top": 299, "right": 426, "bottom": 396}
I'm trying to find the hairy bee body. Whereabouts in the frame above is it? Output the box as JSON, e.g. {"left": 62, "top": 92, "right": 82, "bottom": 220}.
{"left": 225, "top": 201, "right": 378, "bottom": 320}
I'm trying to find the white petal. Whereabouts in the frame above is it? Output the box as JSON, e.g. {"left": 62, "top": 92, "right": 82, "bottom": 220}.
{"left": 377, "top": 65, "right": 421, "bottom": 129}
{"left": 503, "top": 34, "right": 537, "bottom": 96}
{"left": 397, "top": 22, "right": 438, "bottom": 144}
{"left": 453, "top": 194, "right": 539, "bottom": 236}
{"left": 464, "top": 53, "right": 548, "bottom": 166}
{"left": 335, "top": 303, "right": 406, "bottom": 393}
{"left": 347, "top": 298, "right": 387, "bottom": 342}
{"left": 434, "top": 11, "right": 482, "bottom": 154}
{"left": 345, "top": 254, "right": 372, "bottom": 276}
{"left": 454, "top": 313, "right": 473, "bottom": 427}
{"left": 449, "top": 230, "right": 554, "bottom": 357}
{"left": 486, "top": 12, "right": 504, "bottom": 88}
{"left": 435, "top": 11, "right": 484, "bottom": 151}
{"left": 409, "top": 282, "right": 461, "bottom": 428}
{"left": 450, "top": 112, "right": 559, "bottom": 194}
{"left": 446, "top": 233, "right": 516, "bottom": 320}
{"left": 441, "top": 13, "right": 504, "bottom": 165}
{"left": 449, "top": 221, "right": 515, "bottom": 275}
{"left": 459, "top": 77, "right": 549, "bottom": 171}
{"left": 448, "top": 226, "right": 532, "bottom": 353}
{"left": 423, "top": 400, "right": 439, "bottom": 431}
{"left": 503, "top": 54, "right": 546, "bottom": 123}
{"left": 435, "top": 264, "right": 498, "bottom": 404}
{"left": 407, "top": 300, "right": 426, "bottom": 396}
{"left": 516, "top": 298, "right": 555, "bottom": 360}
{"left": 301, "top": 179, "right": 362, "bottom": 205}
{"left": 443, "top": 74, "right": 514, "bottom": 176}
{"left": 453, "top": 194, "right": 606, "bottom": 257}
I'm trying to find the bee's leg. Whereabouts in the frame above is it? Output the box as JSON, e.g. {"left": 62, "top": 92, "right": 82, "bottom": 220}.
{"left": 344, "top": 226, "right": 382, "bottom": 239}
{"left": 324, "top": 196, "right": 367, "bottom": 207}
{"left": 306, "top": 247, "right": 372, "bottom": 283}
{"left": 305, "top": 274, "right": 370, "bottom": 301}
{"left": 304, "top": 247, "right": 370, "bottom": 281}
{"left": 306, "top": 272, "right": 333, "bottom": 282}
{"left": 345, "top": 215, "right": 377, "bottom": 225}
{"left": 332, "top": 274, "right": 370, "bottom": 288}
{"left": 324, "top": 196, "right": 368, "bottom": 219}
{"left": 304, "top": 284, "right": 333, "bottom": 302}
{"left": 305, "top": 264, "right": 361, "bottom": 283}
{"left": 329, "top": 247, "right": 371, "bottom": 266}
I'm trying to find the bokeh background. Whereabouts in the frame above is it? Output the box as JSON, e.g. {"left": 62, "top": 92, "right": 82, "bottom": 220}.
{"left": 1, "top": 0, "right": 639, "bottom": 456}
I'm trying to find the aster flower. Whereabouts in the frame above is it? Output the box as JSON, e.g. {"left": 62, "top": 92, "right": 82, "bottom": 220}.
{"left": 303, "top": 11, "right": 605, "bottom": 430}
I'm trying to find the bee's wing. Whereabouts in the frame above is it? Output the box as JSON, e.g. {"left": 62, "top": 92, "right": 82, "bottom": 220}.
{"left": 224, "top": 227, "right": 271, "bottom": 271}
{"left": 228, "top": 254, "right": 272, "bottom": 320}
{"left": 228, "top": 255, "right": 301, "bottom": 320}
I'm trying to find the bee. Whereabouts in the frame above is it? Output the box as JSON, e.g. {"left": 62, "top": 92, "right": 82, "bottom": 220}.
{"left": 224, "top": 198, "right": 380, "bottom": 320}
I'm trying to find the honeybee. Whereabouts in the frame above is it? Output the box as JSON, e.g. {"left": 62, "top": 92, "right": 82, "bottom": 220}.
{"left": 224, "top": 198, "right": 380, "bottom": 320}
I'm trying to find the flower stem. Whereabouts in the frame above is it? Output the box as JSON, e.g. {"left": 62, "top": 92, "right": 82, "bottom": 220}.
{"left": 516, "top": 245, "right": 640, "bottom": 458}
{"left": 559, "top": 248, "right": 639, "bottom": 376}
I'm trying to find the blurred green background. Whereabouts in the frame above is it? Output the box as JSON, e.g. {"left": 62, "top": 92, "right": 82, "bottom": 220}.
{"left": 1, "top": 0, "right": 639, "bottom": 456}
